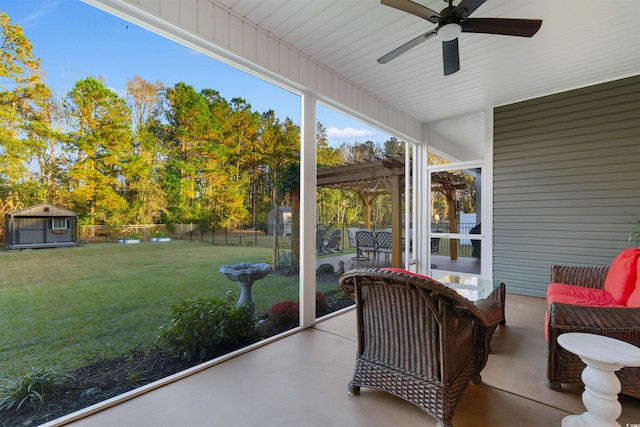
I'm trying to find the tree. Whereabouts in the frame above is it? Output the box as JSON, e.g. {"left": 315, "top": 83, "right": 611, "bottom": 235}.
{"left": 163, "top": 82, "right": 213, "bottom": 222}
{"left": 0, "top": 12, "right": 50, "bottom": 212}
{"left": 63, "top": 77, "right": 132, "bottom": 226}
{"left": 199, "top": 88, "right": 245, "bottom": 228}
{"left": 125, "top": 76, "right": 168, "bottom": 223}
{"left": 260, "top": 112, "right": 300, "bottom": 270}
{"left": 384, "top": 137, "right": 404, "bottom": 157}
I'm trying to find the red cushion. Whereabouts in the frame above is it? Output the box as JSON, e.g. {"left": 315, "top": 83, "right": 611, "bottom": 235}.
{"left": 381, "top": 268, "right": 435, "bottom": 281}
{"left": 547, "top": 282, "right": 625, "bottom": 307}
{"left": 626, "top": 256, "right": 640, "bottom": 308}
{"left": 603, "top": 248, "right": 640, "bottom": 305}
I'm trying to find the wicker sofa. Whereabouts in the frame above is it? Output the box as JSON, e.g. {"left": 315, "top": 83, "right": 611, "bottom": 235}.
{"left": 340, "top": 268, "right": 504, "bottom": 427}
{"left": 546, "top": 248, "right": 640, "bottom": 398}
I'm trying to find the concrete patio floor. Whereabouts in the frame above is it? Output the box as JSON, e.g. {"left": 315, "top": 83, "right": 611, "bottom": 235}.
{"left": 44, "top": 292, "right": 640, "bottom": 427}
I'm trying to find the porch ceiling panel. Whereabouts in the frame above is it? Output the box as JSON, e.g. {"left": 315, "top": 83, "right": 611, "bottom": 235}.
{"left": 89, "top": 0, "right": 640, "bottom": 155}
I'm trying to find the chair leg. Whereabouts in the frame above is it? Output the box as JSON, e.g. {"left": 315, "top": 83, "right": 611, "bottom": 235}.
{"left": 546, "top": 379, "right": 562, "bottom": 391}
{"left": 348, "top": 381, "right": 360, "bottom": 395}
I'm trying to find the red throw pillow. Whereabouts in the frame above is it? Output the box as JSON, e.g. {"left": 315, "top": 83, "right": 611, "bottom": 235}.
{"left": 603, "top": 248, "right": 640, "bottom": 305}
{"left": 625, "top": 256, "right": 640, "bottom": 308}
{"left": 547, "top": 283, "right": 625, "bottom": 307}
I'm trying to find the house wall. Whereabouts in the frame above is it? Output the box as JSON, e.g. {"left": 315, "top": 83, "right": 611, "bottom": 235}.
{"left": 493, "top": 75, "right": 640, "bottom": 297}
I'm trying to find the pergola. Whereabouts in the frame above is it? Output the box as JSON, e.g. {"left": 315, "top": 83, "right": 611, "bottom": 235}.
{"left": 317, "top": 160, "right": 470, "bottom": 266}
{"left": 317, "top": 156, "right": 407, "bottom": 267}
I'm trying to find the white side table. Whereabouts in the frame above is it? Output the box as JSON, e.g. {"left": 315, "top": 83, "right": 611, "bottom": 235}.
{"left": 558, "top": 332, "right": 640, "bottom": 427}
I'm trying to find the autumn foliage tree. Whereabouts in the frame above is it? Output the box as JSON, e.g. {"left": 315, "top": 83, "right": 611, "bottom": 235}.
{"left": 0, "top": 10, "right": 403, "bottom": 248}
{"left": 0, "top": 12, "right": 49, "bottom": 213}
{"left": 63, "top": 77, "right": 132, "bottom": 226}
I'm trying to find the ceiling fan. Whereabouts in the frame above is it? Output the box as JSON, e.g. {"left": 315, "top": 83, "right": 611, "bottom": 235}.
{"left": 378, "top": 0, "right": 542, "bottom": 75}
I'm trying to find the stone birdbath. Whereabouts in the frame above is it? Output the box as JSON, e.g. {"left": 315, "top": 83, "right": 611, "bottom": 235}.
{"left": 219, "top": 262, "right": 272, "bottom": 316}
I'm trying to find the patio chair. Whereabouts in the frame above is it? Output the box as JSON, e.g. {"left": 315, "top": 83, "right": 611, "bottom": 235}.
{"left": 374, "top": 230, "right": 392, "bottom": 266}
{"left": 321, "top": 229, "right": 343, "bottom": 253}
{"left": 348, "top": 228, "right": 367, "bottom": 261}
{"left": 340, "top": 268, "right": 503, "bottom": 427}
{"left": 355, "top": 230, "right": 376, "bottom": 263}
{"left": 546, "top": 260, "right": 640, "bottom": 398}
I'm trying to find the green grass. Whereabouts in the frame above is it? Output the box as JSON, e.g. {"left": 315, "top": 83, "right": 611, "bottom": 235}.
{"left": 0, "top": 241, "right": 339, "bottom": 374}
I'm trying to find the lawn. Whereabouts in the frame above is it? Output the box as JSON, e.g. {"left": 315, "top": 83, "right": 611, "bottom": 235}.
{"left": 0, "top": 240, "right": 340, "bottom": 375}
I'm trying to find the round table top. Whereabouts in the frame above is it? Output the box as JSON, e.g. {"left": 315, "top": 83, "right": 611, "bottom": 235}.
{"left": 558, "top": 333, "right": 640, "bottom": 367}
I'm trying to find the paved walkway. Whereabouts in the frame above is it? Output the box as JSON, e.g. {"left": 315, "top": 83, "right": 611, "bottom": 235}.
{"left": 317, "top": 251, "right": 480, "bottom": 275}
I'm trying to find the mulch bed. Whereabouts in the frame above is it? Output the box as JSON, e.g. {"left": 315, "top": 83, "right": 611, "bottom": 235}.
{"left": 1, "top": 277, "right": 353, "bottom": 427}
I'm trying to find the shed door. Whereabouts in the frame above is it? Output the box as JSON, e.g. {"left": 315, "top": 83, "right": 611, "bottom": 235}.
{"left": 17, "top": 218, "right": 47, "bottom": 244}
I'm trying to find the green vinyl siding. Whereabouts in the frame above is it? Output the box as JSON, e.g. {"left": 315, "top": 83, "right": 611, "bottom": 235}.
{"left": 493, "top": 75, "right": 640, "bottom": 297}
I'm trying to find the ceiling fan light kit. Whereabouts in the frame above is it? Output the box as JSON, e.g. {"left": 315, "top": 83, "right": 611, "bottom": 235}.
{"left": 437, "top": 23, "right": 462, "bottom": 41}
{"left": 379, "top": 0, "right": 542, "bottom": 75}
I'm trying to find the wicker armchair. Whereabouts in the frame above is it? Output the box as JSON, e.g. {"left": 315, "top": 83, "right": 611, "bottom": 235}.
{"left": 546, "top": 264, "right": 640, "bottom": 398}
{"left": 340, "top": 268, "right": 504, "bottom": 427}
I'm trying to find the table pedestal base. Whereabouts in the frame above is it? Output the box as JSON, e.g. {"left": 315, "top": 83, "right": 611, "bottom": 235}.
{"left": 558, "top": 333, "right": 640, "bottom": 427}
{"left": 561, "top": 358, "right": 622, "bottom": 427}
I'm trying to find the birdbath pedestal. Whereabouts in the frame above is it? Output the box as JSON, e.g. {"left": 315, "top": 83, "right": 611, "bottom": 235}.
{"left": 219, "top": 262, "right": 272, "bottom": 316}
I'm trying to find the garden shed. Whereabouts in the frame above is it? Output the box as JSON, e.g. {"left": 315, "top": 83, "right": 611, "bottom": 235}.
{"left": 5, "top": 203, "right": 78, "bottom": 250}
{"left": 267, "top": 207, "right": 292, "bottom": 236}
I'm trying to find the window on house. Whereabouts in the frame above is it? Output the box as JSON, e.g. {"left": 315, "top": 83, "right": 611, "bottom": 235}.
{"left": 51, "top": 219, "right": 68, "bottom": 230}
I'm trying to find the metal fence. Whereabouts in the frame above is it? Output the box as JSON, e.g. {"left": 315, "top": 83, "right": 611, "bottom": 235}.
{"left": 2, "top": 221, "right": 479, "bottom": 258}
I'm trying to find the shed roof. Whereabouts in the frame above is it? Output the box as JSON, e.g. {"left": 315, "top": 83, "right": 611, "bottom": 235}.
{"left": 6, "top": 203, "right": 79, "bottom": 218}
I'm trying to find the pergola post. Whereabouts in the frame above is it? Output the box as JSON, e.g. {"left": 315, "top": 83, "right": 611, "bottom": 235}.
{"left": 390, "top": 174, "right": 403, "bottom": 267}
{"left": 357, "top": 192, "right": 375, "bottom": 230}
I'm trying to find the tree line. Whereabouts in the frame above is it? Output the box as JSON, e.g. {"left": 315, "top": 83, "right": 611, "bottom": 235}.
{"left": 0, "top": 11, "right": 404, "bottom": 232}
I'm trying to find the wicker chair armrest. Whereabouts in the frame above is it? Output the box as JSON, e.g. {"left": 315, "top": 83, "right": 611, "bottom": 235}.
{"left": 549, "top": 302, "right": 640, "bottom": 333}
{"left": 473, "top": 298, "right": 503, "bottom": 328}
{"left": 550, "top": 265, "right": 609, "bottom": 289}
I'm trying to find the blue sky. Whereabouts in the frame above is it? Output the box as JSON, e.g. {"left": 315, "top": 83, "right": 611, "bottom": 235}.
{"left": 2, "top": 0, "right": 390, "bottom": 147}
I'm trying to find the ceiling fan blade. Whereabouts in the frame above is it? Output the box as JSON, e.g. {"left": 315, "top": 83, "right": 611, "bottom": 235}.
{"left": 442, "top": 38, "right": 460, "bottom": 75}
{"left": 452, "top": 0, "right": 487, "bottom": 20}
{"left": 380, "top": 0, "right": 440, "bottom": 24}
{"left": 462, "top": 18, "right": 542, "bottom": 37}
{"left": 377, "top": 30, "right": 437, "bottom": 64}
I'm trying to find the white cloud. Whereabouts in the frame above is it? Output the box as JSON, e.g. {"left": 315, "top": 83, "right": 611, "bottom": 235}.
{"left": 19, "top": 1, "right": 60, "bottom": 28}
{"left": 327, "top": 126, "right": 375, "bottom": 140}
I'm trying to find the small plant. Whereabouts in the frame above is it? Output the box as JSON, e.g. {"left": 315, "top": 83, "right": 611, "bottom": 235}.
{"left": 0, "top": 367, "right": 74, "bottom": 412}
{"left": 127, "top": 371, "right": 145, "bottom": 383}
{"left": 155, "top": 230, "right": 165, "bottom": 238}
{"left": 269, "top": 292, "right": 329, "bottom": 325}
{"left": 315, "top": 291, "right": 329, "bottom": 314}
{"left": 629, "top": 217, "right": 640, "bottom": 247}
{"left": 158, "top": 296, "right": 255, "bottom": 361}
{"left": 269, "top": 300, "right": 299, "bottom": 326}
{"left": 244, "top": 240, "right": 254, "bottom": 246}
{"left": 317, "top": 263, "right": 335, "bottom": 274}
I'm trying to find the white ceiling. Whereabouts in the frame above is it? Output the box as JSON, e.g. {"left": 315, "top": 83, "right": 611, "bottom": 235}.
{"left": 210, "top": 0, "right": 640, "bottom": 154}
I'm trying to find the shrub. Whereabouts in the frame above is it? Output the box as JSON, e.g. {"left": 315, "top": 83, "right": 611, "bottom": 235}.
{"left": 158, "top": 296, "right": 255, "bottom": 361}
{"left": 317, "top": 263, "right": 334, "bottom": 274}
{"left": 269, "top": 292, "right": 329, "bottom": 325}
{"left": 0, "top": 367, "right": 73, "bottom": 412}
{"left": 315, "top": 291, "right": 329, "bottom": 313}
{"left": 269, "top": 300, "right": 299, "bottom": 326}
